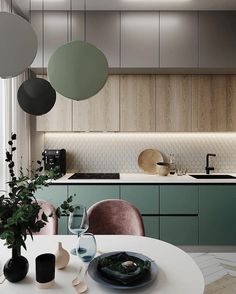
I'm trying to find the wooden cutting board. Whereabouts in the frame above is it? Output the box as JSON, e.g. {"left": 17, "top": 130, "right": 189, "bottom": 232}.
{"left": 138, "top": 149, "right": 164, "bottom": 174}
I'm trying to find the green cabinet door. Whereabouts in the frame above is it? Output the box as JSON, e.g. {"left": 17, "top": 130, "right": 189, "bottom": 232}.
{"left": 160, "top": 185, "right": 198, "bottom": 214}
{"left": 160, "top": 216, "right": 198, "bottom": 245}
{"left": 120, "top": 185, "right": 159, "bottom": 214}
{"left": 68, "top": 185, "right": 120, "bottom": 209}
{"left": 199, "top": 185, "right": 236, "bottom": 245}
{"left": 143, "top": 216, "right": 159, "bottom": 239}
{"left": 34, "top": 185, "right": 68, "bottom": 235}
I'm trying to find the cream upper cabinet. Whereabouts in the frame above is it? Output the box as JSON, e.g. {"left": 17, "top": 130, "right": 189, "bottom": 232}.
{"left": 31, "top": 11, "right": 43, "bottom": 68}
{"left": 36, "top": 76, "right": 73, "bottom": 132}
{"left": 72, "top": 75, "right": 120, "bottom": 132}
{"left": 86, "top": 12, "right": 120, "bottom": 68}
{"left": 121, "top": 12, "right": 159, "bottom": 68}
{"left": 156, "top": 75, "right": 192, "bottom": 132}
{"left": 160, "top": 12, "right": 198, "bottom": 68}
{"left": 31, "top": 11, "right": 68, "bottom": 68}
{"left": 199, "top": 12, "right": 236, "bottom": 68}
{"left": 192, "top": 75, "right": 236, "bottom": 132}
{"left": 43, "top": 11, "right": 68, "bottom": 67}
{"left": 72, "top": 11, "right": 85, "bottom": 41}
{"left": 120, "top": 75, "right": 156, "bottom": 132}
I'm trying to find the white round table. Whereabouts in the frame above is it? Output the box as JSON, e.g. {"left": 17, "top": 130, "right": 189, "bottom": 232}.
{"left": 0, "top": 235, "right": 204, "bottom": 293}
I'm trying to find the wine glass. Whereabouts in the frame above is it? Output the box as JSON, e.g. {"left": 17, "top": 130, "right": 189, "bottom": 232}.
{"left": 76, "top": 233, "right": 97, "bottom": 263}
{"left": 68, "top": 205, "right": 89, "bottom": 255}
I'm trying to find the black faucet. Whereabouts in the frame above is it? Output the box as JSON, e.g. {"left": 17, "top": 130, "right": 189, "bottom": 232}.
{"left": 205, "top": 153, "right": 216, "bottom": 174}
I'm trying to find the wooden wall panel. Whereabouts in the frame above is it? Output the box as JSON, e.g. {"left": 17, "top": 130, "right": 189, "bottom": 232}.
{"left": 36, "top": 74, "right": 236, "bottom": 132}
{"left": 36, "top": 76, "right": 72, "bottom": 132}
{"left": 73, "top": 75, "right": 119, "bottom": 131}
{"left": 156, "top": 75, "right": 192, "bottom": 132}
{"left": 120, "top": 75, "right": 156, "bottom": 132}
{"left": 225, "top": 76, "right": 236, "bottom": 131}
{"left": 192, "top": 75, "right": 236, "bottom": 131}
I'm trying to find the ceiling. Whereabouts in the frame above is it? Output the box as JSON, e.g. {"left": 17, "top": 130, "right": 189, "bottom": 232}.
{"left": 27, "top": 0, "right": 236, "bottom": 11}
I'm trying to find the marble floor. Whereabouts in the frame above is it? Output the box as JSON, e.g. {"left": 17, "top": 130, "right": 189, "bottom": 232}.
{"left": 190, "top": 253, "right": 236, "bottom": 294}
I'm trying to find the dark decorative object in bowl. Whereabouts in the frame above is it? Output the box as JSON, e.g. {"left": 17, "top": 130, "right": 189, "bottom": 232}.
{"left": 97, "top": 252, "right": 151, "bottom": 285}
{"left": 88, "top": 251, "right": 158, "bottom": 290}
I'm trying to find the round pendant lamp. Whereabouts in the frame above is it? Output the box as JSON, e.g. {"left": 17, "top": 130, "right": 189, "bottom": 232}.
{"left": 48, "top": 40, "right": 108, "bottom": 101}
{"left": 0, "top": 12, "right": 37, "bottom": 78}
{"left": 17, "top": 78, "right": 56, "bottom": 116}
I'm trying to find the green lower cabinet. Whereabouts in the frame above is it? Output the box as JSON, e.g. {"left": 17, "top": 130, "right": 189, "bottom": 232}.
{"left": 58, "top": 217, "right": 69, "bottom": 235}
{"left": 68, "top": 185, "right": 120, "bottom": 209}
{"left": 120, "top": 185, "right": 159, "bottom": 214}
{"left": 160, "top": 185, "right": 198, "bottom": 214}
{"left": 160, "top": 216, "right": 198, "bottom": 245}
{"left": 34, "top": 185, "right": 68, "bottom": 235}
{"left": 143, "top": 216, "right": 159, "bottom": 239}
{"left": 199, "top": 185, "right": 236, "bottom": 245}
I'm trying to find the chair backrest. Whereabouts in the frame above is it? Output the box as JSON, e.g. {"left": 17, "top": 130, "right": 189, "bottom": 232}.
{"left": 87, "top": 199, "right": 145, "bottom": 236}
{"left": 33, "top": 199, "right": 58, "bottom": 235}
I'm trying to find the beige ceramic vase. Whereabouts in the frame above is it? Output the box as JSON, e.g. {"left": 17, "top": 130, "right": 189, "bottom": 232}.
{"left": 55, "top": 242, "right": 70, "bottom": 270}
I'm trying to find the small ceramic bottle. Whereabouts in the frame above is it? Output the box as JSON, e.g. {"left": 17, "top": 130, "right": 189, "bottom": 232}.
{"left": 169, "top": 154, "right": 176, "bottom": 175}
{"left": 55, "top": 242, "right": 70, "bottom": 270}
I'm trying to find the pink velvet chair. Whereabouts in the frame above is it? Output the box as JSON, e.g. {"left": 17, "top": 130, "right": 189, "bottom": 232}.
{"left": 87, "top": 199, "right": 145, "bottom": 236}
{"left": 34, "top": 199, "right": 58, "bottom": 235}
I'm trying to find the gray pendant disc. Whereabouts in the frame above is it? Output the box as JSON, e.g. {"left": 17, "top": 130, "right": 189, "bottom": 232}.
{"left": 0, "top": 12, "right": 38, "bottom": 78}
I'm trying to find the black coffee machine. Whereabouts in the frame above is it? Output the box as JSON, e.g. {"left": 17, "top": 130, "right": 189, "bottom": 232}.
{"left": 44, "top": 149, "right": 66, "bottom": 176}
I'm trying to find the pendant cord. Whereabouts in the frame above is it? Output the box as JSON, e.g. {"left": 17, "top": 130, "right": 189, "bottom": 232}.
{"left": 70, "top": 0, "right": 72, "bottom": 42}
{"left": 42, "top": 0, "right": 45, "bottom": 76}
{"left": 28, "top": 0, "right": 32, "bottom": 79}
{"left": 84, "top": 0, "right": 86, "bottom": 42}
{"left": 29, "top": 0, "right": 31, "bottom": 23}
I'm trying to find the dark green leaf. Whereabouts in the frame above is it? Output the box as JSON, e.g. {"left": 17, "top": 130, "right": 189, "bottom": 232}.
{"left": 56, "top": 208, "right": 61, "bottom": 218}
{"left": 8, "top": 162, "right": 14, "bottom": 168}
{"left": 41, "top": 212, "right": 48, "bottom": 222}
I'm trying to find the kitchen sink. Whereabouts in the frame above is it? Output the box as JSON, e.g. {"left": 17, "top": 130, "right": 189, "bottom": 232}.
{"left": 189, "top": 174, "right": 236, "bottom": 179}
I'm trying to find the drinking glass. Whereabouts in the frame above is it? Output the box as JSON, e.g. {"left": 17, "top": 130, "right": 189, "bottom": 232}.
{"left": 76, "top": 233, "right": 97, "bottom": 263}
{"left": 68, "top": 205, "right": 89, "bottom": 255}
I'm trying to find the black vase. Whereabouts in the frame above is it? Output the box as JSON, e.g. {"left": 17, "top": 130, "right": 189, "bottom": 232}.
{"left": 3, "top": 247, "right": 29, "bottom": 283}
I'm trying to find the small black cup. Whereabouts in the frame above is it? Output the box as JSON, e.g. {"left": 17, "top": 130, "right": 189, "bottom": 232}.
{"left": 36, "top": 253, "right": 55, "bottom": 288}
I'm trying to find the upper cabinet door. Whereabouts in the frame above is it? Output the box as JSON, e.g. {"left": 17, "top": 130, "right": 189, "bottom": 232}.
{"left": 121, "top": 12, "right": 159, "bottom": 68}
{"left": 199, "top": 12, "right": 236, "bottom": 68}
{"left": 120, "top": 75, "right": 156, "bottom": 132}
{"left": 160, "top": 12, "right": 198, "bottom": 68}
{"left": 73, "top": 75, "right": 120, "bottom": 132}
{"left": 44, "top": 11, "right": 68, "bottom": 67}
{"left": 72, "top": 11, "right": 85, "bottom": 41}
{"left": 192, "top": 75, "right": 236, "bottom": 132}
{"left": 36, "top": 76, "right": 73, "bottom": 132}
{"left": 86, "top": 12, "right": 120, "bottom": 68}
{"left": 156, "top": 75, "right": 192, "bottom": 132}
{"left": 31, "top": 11, "right": 43, "bottom": 68}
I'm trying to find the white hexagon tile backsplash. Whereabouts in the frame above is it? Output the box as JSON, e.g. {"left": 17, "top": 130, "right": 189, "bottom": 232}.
{"left": 44, "top": 133, "right": 236, "bottom": 173}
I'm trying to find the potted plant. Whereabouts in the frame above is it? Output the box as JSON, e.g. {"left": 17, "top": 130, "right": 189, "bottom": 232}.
{"left": 0, "top": 134, "right": 73, "bottom": 282}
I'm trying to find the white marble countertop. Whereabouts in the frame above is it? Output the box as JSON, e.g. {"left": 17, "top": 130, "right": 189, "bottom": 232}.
{"left": 51, "top": 173, "right": 236, "bottom": 184}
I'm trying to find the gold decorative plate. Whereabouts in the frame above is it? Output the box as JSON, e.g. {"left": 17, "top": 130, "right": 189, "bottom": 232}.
{"left": 138, "top": 149, "right": 164, "bottom": 174}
